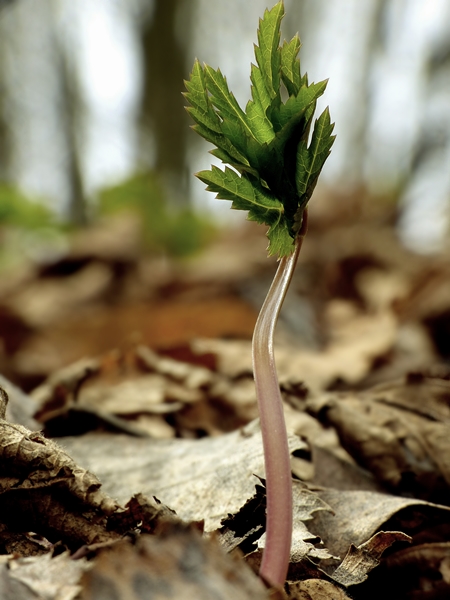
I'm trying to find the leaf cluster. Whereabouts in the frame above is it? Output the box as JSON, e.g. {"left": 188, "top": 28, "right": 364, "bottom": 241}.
{"left": 184, "top": 1, "right": 335, "bottom": 256}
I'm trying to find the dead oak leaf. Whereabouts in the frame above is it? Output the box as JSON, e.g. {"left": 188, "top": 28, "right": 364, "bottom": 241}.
{"left": 217, "top": 480, "right": 334, "bottom": 568}
{"left": 0, "top": 394, "right": 120, "bottom": 548}
{"left": 306, "top": 488, "right": 450, "bottom": 560}
{"left": 192, "top": 306, "right": 397, "bottom": 393}
{"left": 302, "top": 488, "right": 450, "bottom": 594}
{"left": 307, "top": 374, "right": 450, "bottom": 502}
{"left": 286, "top": 579, "right": 351, "bottom": 600}
{"left": 33, "top": 345, "right": 257, "bottom": 438}
{"left": 0, "top": 551, "right": 90, "bottom": 600}
{"left": 60, "top": 419, "right": 307, "bottom": 531}
{"left": 79, "top": 526, "right": 269, "bottom": 600}
{"left": 61, "top": 422, "right": 337, "bottom": 576}
{"left": 377, "top": 541, "right": 450, "bottom": 597}
{"left": 330, "top": 530, "right": 411, "bottom": 587}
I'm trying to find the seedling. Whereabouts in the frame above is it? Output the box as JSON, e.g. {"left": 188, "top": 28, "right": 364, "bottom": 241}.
{"left": 185, "top": 1, "right": 334, "bottom": 588}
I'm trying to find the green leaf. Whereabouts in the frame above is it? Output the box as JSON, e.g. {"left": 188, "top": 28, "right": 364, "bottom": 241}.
{"left": 253, "top": 2, "right": 284, "bottom": 104}
{"left": 272, "top": 80, "right": 328, "bottom": 131}
{"left": 265, "top": 215, "right": 294, "bottom": 257}
{"left": 185, "top": 0, "right": 334, "bottom": 257}
{"left": 210, "top": 148, "right": 259, "bottom": 178}
{"left": 295, "top": 107, "right": 336, "bottom": 201}
{"left": 191, "top": 122, "right": 250, "bottom": 168}
{"left": 196, "top": 166, "right": 293, "bottom": 256}
{"left": 184, "top": 61, "right": 252, "bottom": 168}
{"left": 280, "top": 36, "right": 301, "bottom": 96}
{"left": 196, "top": 165, "right": 282, "bottom": 215}
{"left": 204, "top": 66, "right": 256, "bottom": 141}
{"left": 245, "top": 3, "right": 284, "bottom": 143}
{"left": 246, "top": 65, "right": 276, "bottom": 144}
{"left": 184, "top": 61, "right": 222, "bottom": 134}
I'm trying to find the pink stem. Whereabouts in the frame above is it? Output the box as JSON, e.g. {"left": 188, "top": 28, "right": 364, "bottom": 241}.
{"left": 252, "top": 213, "right": 307, "bottom": 588}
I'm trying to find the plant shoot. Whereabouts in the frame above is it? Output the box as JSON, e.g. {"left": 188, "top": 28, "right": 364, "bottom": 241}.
{"left": 185, "top": 0, "right": 334, "bottom": 588}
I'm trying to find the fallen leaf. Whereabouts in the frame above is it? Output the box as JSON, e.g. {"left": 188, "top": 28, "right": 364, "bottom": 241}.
{"left": 218, "top": 480, "right": 334, "bottom": 568}
{"left": 307, "top": 373, "right": 450, "bottom": 503}
{"left": 286, "top": 578, "right": 351, "bottom": 599}
{"left": 79, "top": 526, "right": 269, "bottom": 600}
{"left": 60, "top": 419, "right": 306, "bottom": 531}
{"left": 1, "top": 551, "right": 90, "bottom": 600}
{"left": 32, "top": 345, "right": 258, "bottom": 438}
{"left": 192, "top": 304, "right": 397, "bottom": 392}
{"left": 0, "top": 374, "right": 40, "bottom": 430}
{"left": 330, "top": 530, "right": 411, "bottom": 587}
{"left": 307, "top": 488, "right": 450, "bottom": 559}
{"left": 0, "top": 389, "right": 119, "bottom": 549}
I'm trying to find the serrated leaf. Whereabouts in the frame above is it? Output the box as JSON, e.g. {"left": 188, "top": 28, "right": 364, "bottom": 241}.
{"left": 246, "top": 66, "right": 275, "bottom": 144}
{"left": 219, "top": 117, "right": 287, "bottom": 185}
{"left": 295, "top": 107, "right": 335, "bottom": 201}
{"left": 185, "top": 61, "right": 252, "bottom": 168}
{"left": 210, "top": 148, "right": 259, "bottom": 178}
{"left": 253, "top": 2, "right": 283, "bottom": 103}
{"left": 196, "top": 165, "right": 282, "bottom": 215}
{"left": 280, "top": 36, "right": 301, "bottom": 96}
{"left": 204, "top": 66, "right": 257, "bottom": 142}
{"left": 191, "top": 122, "right": 250, "bottom": 168}
{"left": 265, "top": 216, "right": 295, "bottom": 257}
{"left": 245, "top": 3, "right": 284, "bottom": 142}
{"left": 197, "top": 166, "right": 294, "bottom": 256}
{"left": 185, "top": 0, "right": 334, "bottom": 258}
{"left": 184, "top": 60, "right": 222, "bottom": 134}
{"left": 272, "top": 80, "right": 328, "bottom": 131}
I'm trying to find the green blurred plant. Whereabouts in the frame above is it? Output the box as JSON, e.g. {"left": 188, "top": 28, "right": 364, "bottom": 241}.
{"left": 0, "top": 183, "right": 68, "bottom": 269}
{"left": 0, "top": 184, "right": 55, "bottom": 229}
{"left": 97, "top": 172, "right": 215, "bottom": 257}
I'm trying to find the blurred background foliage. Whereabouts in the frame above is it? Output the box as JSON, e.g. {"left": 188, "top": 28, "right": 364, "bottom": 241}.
{"left": 98, "top": 172, "right": 215, "bottom": 256}
{"left": 0, "top": 0, "right": 449, "bottom": 263}
{"left": 0, "top": 184, "right": 55, "bottom": 229}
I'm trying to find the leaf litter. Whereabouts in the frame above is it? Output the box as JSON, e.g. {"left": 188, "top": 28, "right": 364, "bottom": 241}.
{"left": 0, "top": 199, "right": 450, "bottom": 597}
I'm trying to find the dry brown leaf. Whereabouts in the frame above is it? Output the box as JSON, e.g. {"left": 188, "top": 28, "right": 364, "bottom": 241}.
{"left": 377, "top": 541, "right": 450, "bottom": 597}
{"left": 0, "top": 386, "right": 191, "bottom": 556}
{"left": 0, "top": 426, "right": 119, "bottom": 548}
{"left": 286, "top": 579, "right": 351, "bottom": 600}
{"left": 0, "top": 387, "right": 121, "bottom": 549}
{"left": 192, "top": 304, "right": 397, "bottom": 392}
{"left": 0, "top": 552, "right": 90, "bottom": 600}
{"left": 302, "top": 488, "right": 450, "bottom": 595}
{"left": 266, "top": 481, "right": 334, "bottom": 564}
{"left": 307, "top": 488, "right": 450, "bottom": 560}
{"left": 307, "top": 374, "right": 450, "bottom": 502}
{"left": 330, "top": 530, "right": 411, "bottom": 587}
{"left": 79, "top": 526, "right": 269, "bottom": 600}
{"left": 60, "top": 419, "right": 306, "bottom": 531}
{"left": 32, "top": 346, "right": 258, "bottom": 438}
{"left": 7, "top": 262, "right": 114, "bottom": 329}
{"left": 0, "top": 374, "right": 40, "bottom": 430}
{"left": 218, "top": 480, "right": 334, "bottom": 569}
{"left": 309, "top": 445, "right": 385, "bottom": 493}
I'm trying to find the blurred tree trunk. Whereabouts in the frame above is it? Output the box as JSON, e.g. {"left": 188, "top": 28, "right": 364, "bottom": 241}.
{"left": 0, "top": 0, "right": 86, "bottom": 222}
{"left": 54, "top": 25, "right": 87, "bottom": 226}
{"left": 0, "top": 4, "right": 13, "bottom": 180}
{"left": 0, "top": 77, "right": 10, "bottom": 182}
{"left": 138, "top": 0, "right": 192, "bottom": 205}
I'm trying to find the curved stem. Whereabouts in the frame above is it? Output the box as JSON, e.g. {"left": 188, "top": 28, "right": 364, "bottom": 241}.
{"left": 252, "top": 211, "right": 308, "bottom": 588}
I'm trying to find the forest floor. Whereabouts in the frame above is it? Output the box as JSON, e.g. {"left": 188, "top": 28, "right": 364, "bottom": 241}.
{"left": 1, "top": 195, "right": 450, "bottom": 599}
